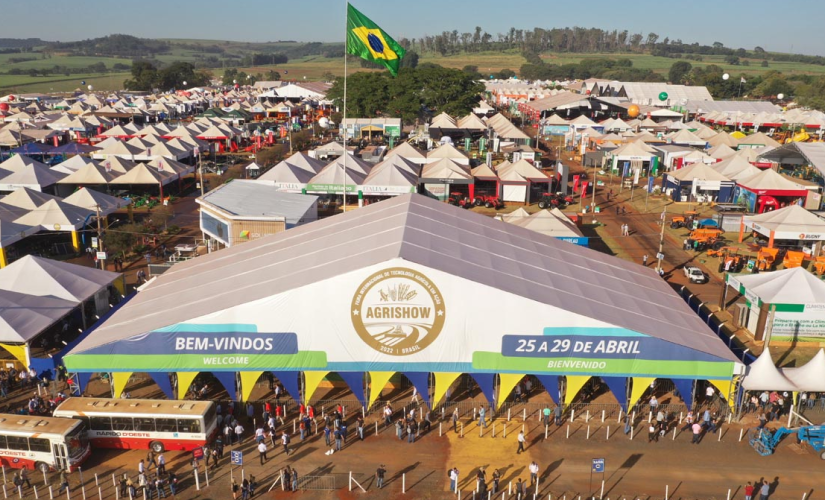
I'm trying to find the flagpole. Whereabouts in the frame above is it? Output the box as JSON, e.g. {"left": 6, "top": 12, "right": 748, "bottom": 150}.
{"left": 342, "top": 0, "right": 348, "bottom": 213}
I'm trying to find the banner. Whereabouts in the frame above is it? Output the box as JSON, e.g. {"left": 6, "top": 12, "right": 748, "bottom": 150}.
{"left": 564, "top": 375, "right": 590, "bottom": 405}
{"left": 303, "top": 371, "right": 330, "bottom": 404}
{"left": 147, "top": 372, "right": 175, "bottom": 400}
{"left": 629, "top": 377, "right": 656, "bottom": 409}
{"left": 112, "top": 372, "right": 132, "bottom": 399}
{"left": 470, "top": 373, "right": 496, "bottom": 405}
{"left": 272, "top": 371, "right": 301, "bottom": 403}
{"left": 433, "top": 372, "right": 462, "bottom": 405}
{"left": 601, "top": 377, "right": 627, "bottom": 411}
{"left": 176, "top": 372, "right": 199, "bottom": 400}
{"left": 672, "top": 378, "right": 695, "bottom": 410}
{"left": 213, "top": 372, "right": 238, "bottom": 401}
{"left": 239, "top": 371, "right": 264, "bottom": 402}
{"left": 368, "top": 371, "right": 396, "bottom": 407}
{"left": 338, "top": 372, "right": 366, "bottom": 407}
{"left": 497, "top": 373, "right": 525, "bottom": 410}
{"left": 535, "top": 375, "right": 561, "bottom": 405}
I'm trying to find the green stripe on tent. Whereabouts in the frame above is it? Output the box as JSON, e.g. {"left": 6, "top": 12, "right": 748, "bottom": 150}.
{"left": 772, "top": 303, "right": 805, "bottom": 313}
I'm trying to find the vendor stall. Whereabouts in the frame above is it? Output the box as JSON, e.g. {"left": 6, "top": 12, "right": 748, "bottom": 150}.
{"left": 732, "top": 168, "right": 808, "bottom": 213}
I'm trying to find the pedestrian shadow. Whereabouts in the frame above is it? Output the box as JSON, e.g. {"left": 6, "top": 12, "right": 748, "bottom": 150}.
{"left": 387, "top": 461, "right": 420, "bottom": 486}
{"left": 502, "top": 466, "right": 525, "bottom": 486}
{"left": 283, "top": 445, "right": 317, "bottom": 463}
{"left": 458, "top": 464, "right": 489, "bottom": 489}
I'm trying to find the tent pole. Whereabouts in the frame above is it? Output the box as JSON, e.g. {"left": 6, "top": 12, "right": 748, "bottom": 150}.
{"left": 342, "top": 0, "right": 348, "bottom": 213}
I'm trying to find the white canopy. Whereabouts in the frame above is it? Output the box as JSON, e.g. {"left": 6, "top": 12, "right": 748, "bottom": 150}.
{"left": 63, "top": 188, "right": 127, "bottom": 216}
{"left": 743, "top": 204, "right": 825, "bottom": 240}
{"left": 733, "top": 267, "right": 825, "bottom": 305}
{"left": 14, "top": 199, "right": 94, "bottom": 231}
{"left": 0, "top": 219, "right": 38, "bottom": 248}
{"left": 667, "top": 161, "right": 730, "bottom": 182}
{"left": 0, "top": 255, "right": 120, "bottom": 303}
{"left": 0, "top": 164, "right": 65, "bottom": 192}
{"left": 1, "top": 187, "right": 61, "bottom": 210}
{"left": 781, "top": 349, "right": 825, "bottom": 392}
{"left": 740, "top": 349, "right": 798, "bottom": 391}
{"left": 506, "top": 209, "right": 583, "bottom": 238}
{"left": 0, "top": 289, "right": 76, "bottom": 343}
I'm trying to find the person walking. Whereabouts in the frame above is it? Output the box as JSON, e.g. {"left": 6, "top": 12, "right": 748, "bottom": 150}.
{"left": 147, "top": 449, "right": 157, "bottom": 471}
{"left": 691, "top": 421, "right": 702, "bottom": 444}
{"left": 759, "top": 480, "right": 770, "bottom": 500}
{"left": 168, "top": 472, "right": 177, "bottom": 496}
{"left": 492, "top": 469, "right": 500, "bottom": 494}
{"left": 529, "top": 461, "right": 539, "bottom": 485}
{"left": 291, "top": 468, "right": 298, "bottom": 492}
{"left": 452, "top": 407, "right": 459, "bottom": 433}
{"left": 376, "top": 465, "right": 386, "bottom": 489}
{"left": 157, "top": 453, "right": 166, "bottom": 475}
{"left": 643, "top": 254, "right": 648, "bottom": 266}
{"left": 235, "top": 421, "right": 245, "bottom": 444}
{"left": 479, "top": 405, "right": 487, "bottom": 428}
{"left": 542, "top": 406, "right": 551, "bottom": 427}
{"left": 216, "top": 436, "right": 225, "bottom": 459}
{"left": 19, "top": 469, "right": 31, "bottom": 489}
{"left": 449, "top": 468, "right": 459, "bottom": 493}
{"left": 554, "top": 405, "right": 562, "bottom": 426}
{"left": 745, "top": 481, "right": 755, "bottom": 500}
{"left": 281, "top": 430, "right": 290, "bottom": 456}
{"left": 515, "top": 478, "right": 524, "bottom": 500}
{"left": 258, "top": 440, "right": 267, "bottom": 465}
{"left": 232, "top": 478, "right": 240, "bottom": 500}
{"left": 516, "top": 429, "right": 526, "bottom": 454}
{"left": 357, "top": 415, "right": 365, "bottom": 440}
{"left": 648, "top": 423, "right": 657, "bottom": 442}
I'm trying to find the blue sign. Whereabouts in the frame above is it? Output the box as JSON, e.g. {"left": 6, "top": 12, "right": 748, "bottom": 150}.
{"left": 556, "top": 236, "right": 589, "bottom": 247}
{"left": 77, "top": 330, "right": 299, "bottom": 357}
{"left": 231, "top": 451, "right": 243, "bottom": 466}
{"left": 592, "top": 458, "right": 604, "bottom": 473}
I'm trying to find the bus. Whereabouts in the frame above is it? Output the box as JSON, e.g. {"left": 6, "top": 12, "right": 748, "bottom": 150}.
{"left": 0, "top": 416, "right": 90, "bottom": 473}
{"left": 53, "top": 397, "right": 217, "bottom": 454}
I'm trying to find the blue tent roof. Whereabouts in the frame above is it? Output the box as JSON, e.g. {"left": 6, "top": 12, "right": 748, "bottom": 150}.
{"left": 9, "top": 143, "right": 52, "bottom": 155}
{"left": 699, "top": 219, "right": 718, "bottom": 226}
{"left": 51, "top": 143, "right": 99, "bottom": 155}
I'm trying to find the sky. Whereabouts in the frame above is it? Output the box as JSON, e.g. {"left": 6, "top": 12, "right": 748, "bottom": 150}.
{"left": 5, "top": 0, "right": 825, "bottom": 56}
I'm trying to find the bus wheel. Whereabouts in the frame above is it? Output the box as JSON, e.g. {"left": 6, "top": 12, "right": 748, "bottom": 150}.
{"left": 150, "top": 441, "right": 165, "bottom": 453}
{"left": 36, "top": 462, "right": 49, "bottom": 474}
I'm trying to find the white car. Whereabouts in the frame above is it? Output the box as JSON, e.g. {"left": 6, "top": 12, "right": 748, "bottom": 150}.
{"left": 683, "top": 266, "right": 708, "bottom": 284}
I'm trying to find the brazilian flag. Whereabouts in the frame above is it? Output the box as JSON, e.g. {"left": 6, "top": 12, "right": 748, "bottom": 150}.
{"left": 346, "top": 3, "right": 406, "bottom": 76}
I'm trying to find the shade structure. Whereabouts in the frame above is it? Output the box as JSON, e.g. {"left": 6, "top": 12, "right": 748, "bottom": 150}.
{"left": 145, "top": 157, "right": 194, "bottom": 177}
{"left": 740, "top": 349, "right": 797, "bottom": 391}
{"left": 9, "top": 143, "right": 52, "bottom": 155}
{"left": 742, "top": 204, "right": 825, "bottom": 241}
{"left": 711, "top": 156, "right": 761, "bottom": 181}
{"left": 707, "top": 132, "right": 740, "bottom": 148}
{"left": 305, "top": 157, "right": 370, "bottom": 193}
{"left": 419, "top": 158, "right": 473, "bottom": 183}
{"left": 50, "top": 143, "right": 100, "bottom": 155}
{"left": 0, "top": 154, "right": 50, "bottom": 173}
{"left": 64, "top": 194, "right": 738, "bottom": 381}
{"left": 386, "top": 142, "right": 427, "bottom": 164}
{"left": 51, "top": 156, "right": 98, "bottom": 175}
{"left": 108, "top": 163, "right": 178, "bottom": 187}
{"left": 0, "top": 288, "right": 76, "bottom": 343}
{"left": 63, "top": 188, "right": 128, "bottom": 216}
{"left": 0, "top": 219, "right": 38, "bottom": 248}
{"left": 426, "top": 143, "right": 470, "bottom": 165}
{"left": 506, "top": 209, "right": 584, "bottom": 238}
{"left": 14, "top": 199, "right": 93, "bottom": 231}
{"left": 360, "top": 159, "right": 419, "bottom": 195}
{"left": 732, "top": 267, "right": 825, "bottom": 305}
{"left": 0, "top": 163, "right": 65, "bottom": 192}
{"left": 93, "top": 140, "right": 143, "bottom": 159}
{"left": 196, "top": 125, "right": 230, "bottom": 140}
{"left": 57, "top": 162, "right": 121, "bottom": 185}
{"left": 97, "top": 156, "right": 137, "bottom": 175}
{"left": 0, "top": 187, "right": 61, "bottom": 210}
{"left": 781, "top": 349, "right": 825, "bottom": 392}
{"left": 0, "top": 255, "right": 120, "bottom": 303}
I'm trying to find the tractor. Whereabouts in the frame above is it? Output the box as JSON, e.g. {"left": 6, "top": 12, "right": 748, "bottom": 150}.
{"left": 447, "top": 192, "right": 473, "bottom": 209}
{"left": 536, "top": 192, "right": 573, "bottom": 210}
{"left": 473, "top": 195, "right": 504, "bottom": 209}
{"left": 688, "top": 228, "right": 726, "bottom": 251}
{"left": 748, "top": 425, "right": 825, "bottom": 459}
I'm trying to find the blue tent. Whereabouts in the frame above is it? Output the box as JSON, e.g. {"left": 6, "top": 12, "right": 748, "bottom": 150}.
{"left": 9, "top": 143, "right": 52, "bottom": 155}
{"left": 51, "top": 143, "right": 100, "bottom": 155}
{"left": 699, "top": 219, "right": 718, "bottom": 227}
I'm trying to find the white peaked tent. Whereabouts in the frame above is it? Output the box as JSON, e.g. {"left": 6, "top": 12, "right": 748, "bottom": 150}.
{"left": 361, "top": 157, "right": 419, "bottom": 196}
{"left": 708, "top": 144, "right": 737, "bottom": 159}
{"left": 58, "top": 162, "right": 121, "bottom": 185}
{"left": 734, "top": 267, "right": 825, "bottom": 305}
{"left": 14, "top": 199, "right": 94, "bottom": 231}
{"left": 0, "top": 289, "right": 76, "bottom": 343}
{"left": 740, "top": 349, "right": 798, "bottom": 391}
{"left": 0, "top": 188, "right": 61, "bottom": 210}
{"left": 51, "top": 156, "right": 98, "bottom": 175}
{"left": 0, "top": 155, "right": 50, "bottom": 173}
{"left": 707, "top": 132, "right": 740, "bottom": 148}
{"left": 712, "top": 156, "right": 761, "bottom": 181}
{"left": 426, "top": 143, "right": 470, "bottom": 165}
{"left": 306, "top": 158, "right": 369, "bottom": 193}
{"left": 506, "top": 209, "right": 584, "bottom": 238}
{"left": 500, "top": 207, "right": 531, "bottom": 222}
{"left": 0, "top": 219, "right": 38, "bottom": 249}
{"left": 0, "top": 163, "right": 65, "bottom": 192}
{"left": 781, "top": 349, "right": 825, "bottom": 391}
{"left": 0, "top": 255, "right": 120, "bottom": 303}
{"left": 742, "top": 205, "right": 825, "bottom": 244}
{"left": 63, "top": 188, "right": 127, "bottom": 216}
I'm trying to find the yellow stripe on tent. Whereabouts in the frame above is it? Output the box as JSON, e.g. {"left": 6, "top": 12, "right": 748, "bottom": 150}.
{"left": 368, "top": 372, "right": 396, "bottom": 407}
{"left": 112, "top": 372, "right": 132, "bottom": 398}
{"left": 433, "top": 373, "right": 462, "bottom": 406}
{"left": 240, "top": 371, "right": 264, "bottom": 402}
{"left": 176, "top": 372, "right": 199, "bottom": 400}
{"left": 564, "top": 376, "right": 591, "bottom": 406}
{"left": 0, "top": 343, "right": 27, "bottom": 366}
{"left": 303, "top": 371, "right": 330, "bottom": 404}
{"left": 497, "top": 374, "right": 526, "bottom": 410}
{"left": 709, "top": 379, "right": 735, "bottom": 410}
{"left": 629, "top": 377, "right": 656, "bottom": 409}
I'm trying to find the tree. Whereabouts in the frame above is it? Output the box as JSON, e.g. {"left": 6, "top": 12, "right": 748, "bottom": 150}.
{"left": 156, "top": 61, "right": 206, "bottom": 90}
{"left": 761, "top": 60, "right": 769, "bottom": 68}
{"left": 399, "top": 50, "right": 419, "bottom": 69}
{"left": 123, "top": 60, "right": 158, "bottom": 91}
{"left": 668, "top": 61, "right": 692, "bottom": 84}
{"left": 320, "top": 71, "right": 335, "bottom": 82}
{"left": 754, "top": 75, "right": 792, "bottom": 98}
{"left": 496, "top": 68, "right": 516, "bottom": 79}
{"left": 646, "top": 33, "right": 659, "bottom": 46}
{"left": 724, "top": 55, "right": 741, "bottom": 65}
{"left": 754, "top": 46, "right": 765, "bottom": 54}
{"left": 462, "top": 65, "right": 482, "bottom": 80}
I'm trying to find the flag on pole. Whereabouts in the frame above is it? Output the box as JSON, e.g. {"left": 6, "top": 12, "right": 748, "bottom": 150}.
{"left": 346, "top": 3, "right": 406, "bottom": 76}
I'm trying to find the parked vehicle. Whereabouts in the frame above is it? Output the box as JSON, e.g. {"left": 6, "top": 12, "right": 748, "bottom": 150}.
{"left": 473, "top": 195, "right": 504, "bottom": 209}
{"left": 447, "top": 192, "right": 473, "bottom": 209}
{"left": 683, "top": 265, "right": 708, "bottom": 284}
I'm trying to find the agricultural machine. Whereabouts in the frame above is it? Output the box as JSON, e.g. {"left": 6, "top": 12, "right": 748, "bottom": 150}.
{"left": 687, "top": 228, "right": 726, "bottom": 251}
{"left": 472, "top": 195, "right": 504, "bottom": 209}
{"left": 748, "top": 425, "right": 825, "bottom": 459}
{"left": 447, "top": 192, "right": 473, "bottom": 209}
{"left": 536, "top": 192, "right": 574, "bottom": 210}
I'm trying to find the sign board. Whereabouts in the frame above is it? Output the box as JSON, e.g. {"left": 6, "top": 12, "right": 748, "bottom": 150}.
{"left": 91, "top": 237, "right": 98, "bottom": 249}
{"left": 592, "top": 458, "right": 605, "bottom": 473}
{"left": 192, "top": 447, "right": 204, "bottom": 461}
{"left": 230, "top": 451, "right": 243, "bottom": 466}
{"left": 656, "top": 252, "right": 664, "bottom": 260}
{"left": 96, "top": 252, "right": 107, "bottom": 260}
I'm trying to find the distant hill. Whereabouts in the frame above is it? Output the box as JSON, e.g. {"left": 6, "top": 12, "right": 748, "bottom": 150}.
{"left": 47, "top": 34, "right": 170, "bottom": 57}
{"left": 0, "top": 38, "right": 44, "bottom": 48}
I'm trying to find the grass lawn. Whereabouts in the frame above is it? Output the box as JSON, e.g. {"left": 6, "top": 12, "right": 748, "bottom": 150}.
{"left": 0, "top": 73, "right": 130, "bottom": 93}
{"left": 0, "top": 53, "right": 133, "bottom": 70}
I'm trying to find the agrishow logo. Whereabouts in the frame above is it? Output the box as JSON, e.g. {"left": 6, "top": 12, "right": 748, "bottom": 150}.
{"left": 351, "top": 267, "right": 445, "bottom": 356}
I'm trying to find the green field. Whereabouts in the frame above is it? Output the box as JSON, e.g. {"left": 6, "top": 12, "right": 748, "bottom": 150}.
{"left": 2, "top": 41, "right": 825, "bottom": 94}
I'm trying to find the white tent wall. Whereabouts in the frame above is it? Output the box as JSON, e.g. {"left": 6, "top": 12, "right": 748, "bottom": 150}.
{"left": 502, "top": 185, "right": 527, "bottom": 203}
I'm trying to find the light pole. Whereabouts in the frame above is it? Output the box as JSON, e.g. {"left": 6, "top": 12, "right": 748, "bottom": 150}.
{"left": 656, "top": 205, "right": 667, "bottom": 274}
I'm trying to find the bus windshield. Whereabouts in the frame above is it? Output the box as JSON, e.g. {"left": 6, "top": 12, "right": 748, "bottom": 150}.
{"left": 66, "top": 423, "right": 88, "bottom": 460}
